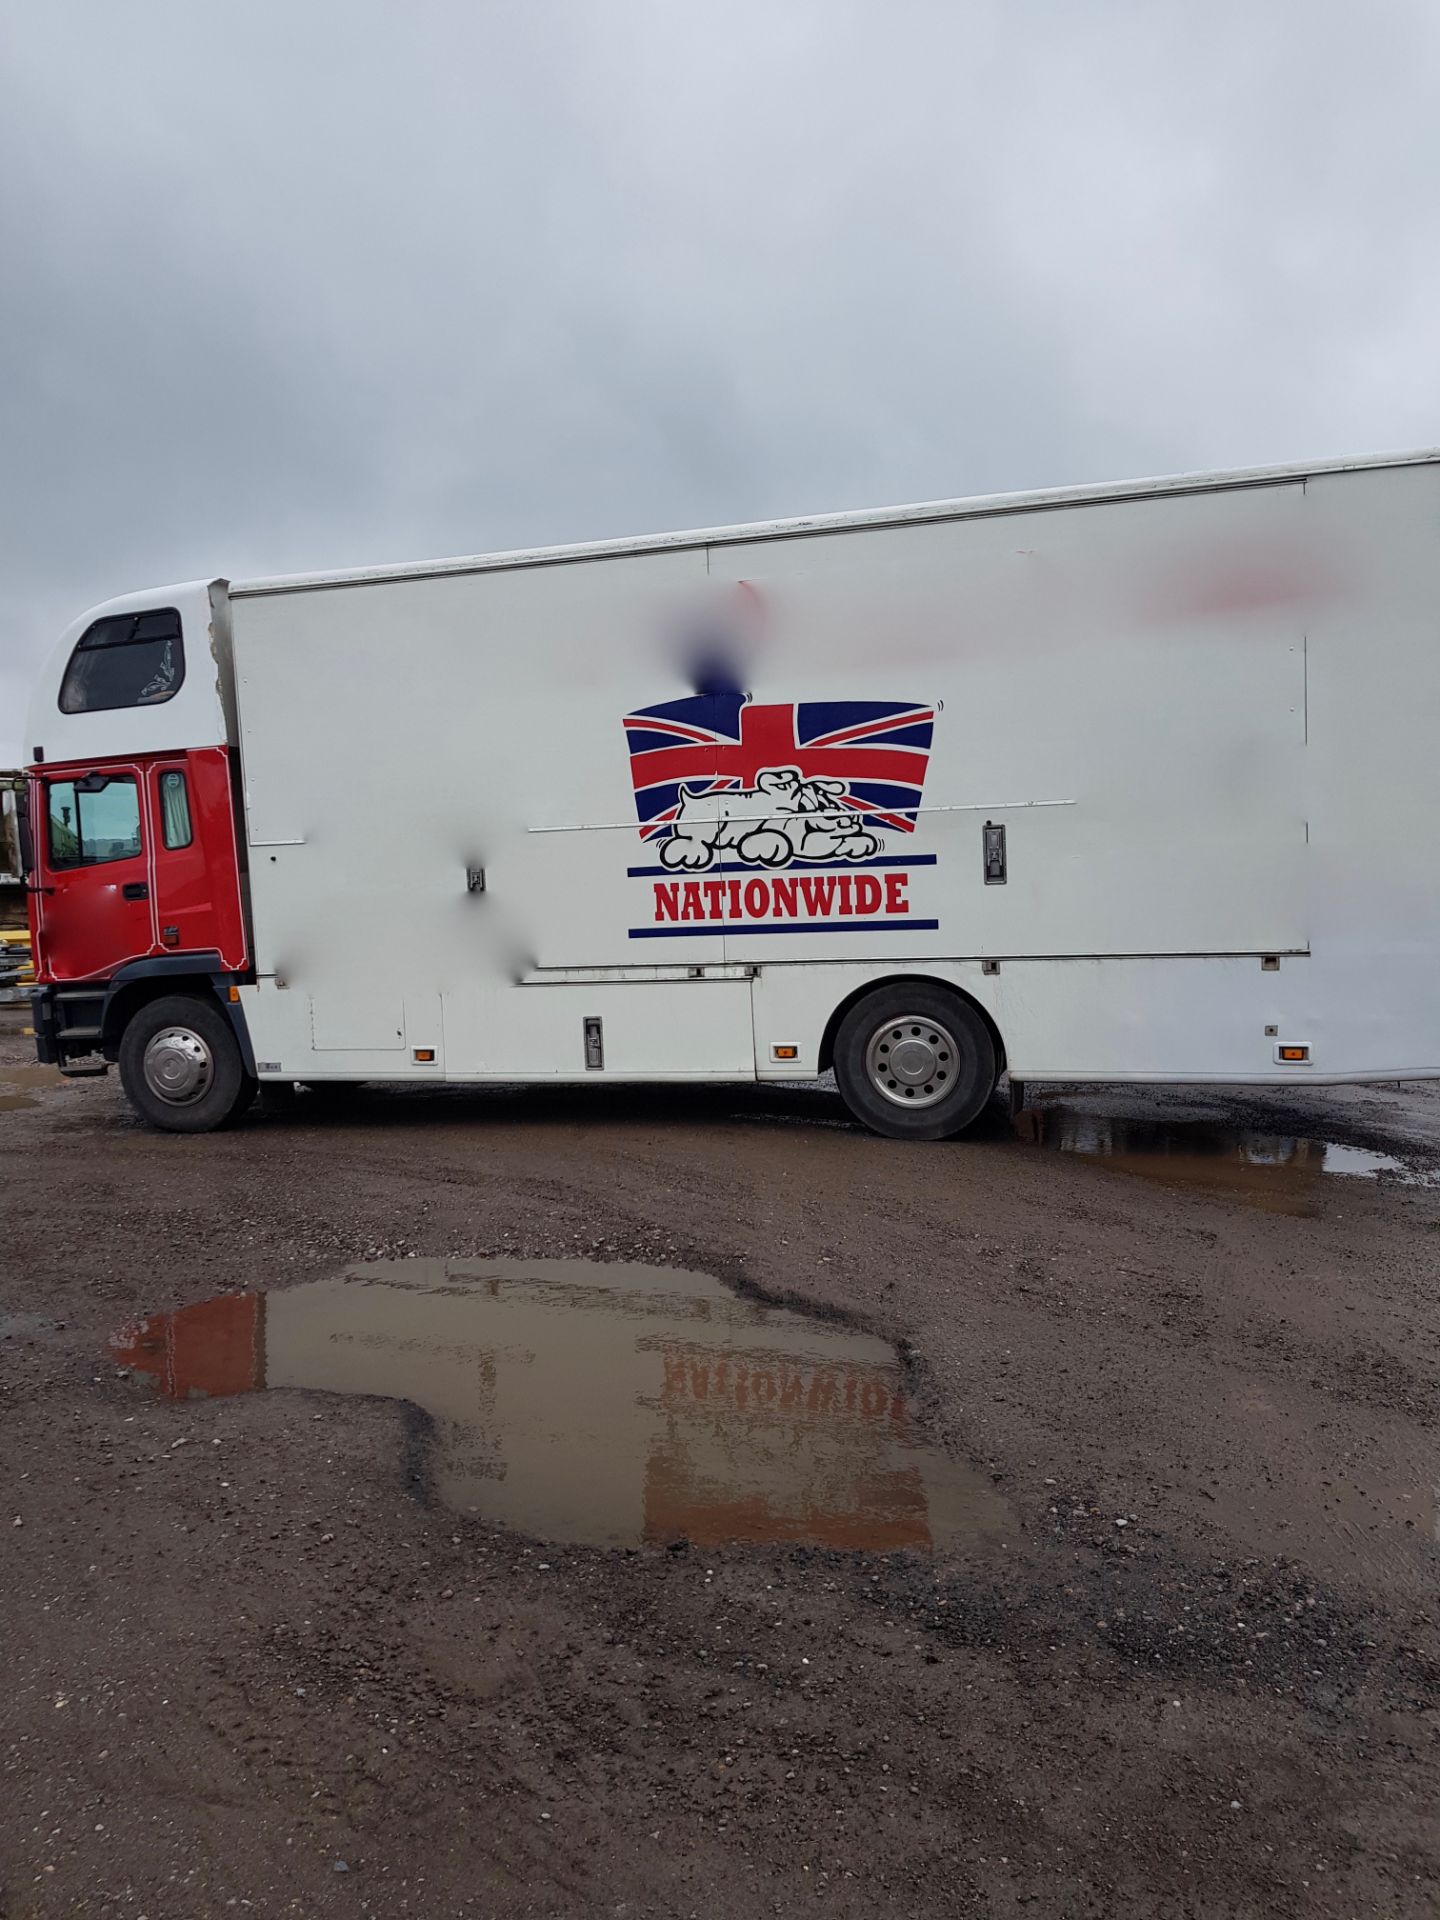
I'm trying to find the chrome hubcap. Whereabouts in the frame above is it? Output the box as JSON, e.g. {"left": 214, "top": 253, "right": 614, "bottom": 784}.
{"left": 142, "top": 1027, "right": 214, "bottom": 1105}
{"left": 865, "top": 1014, "right": 958, "bottom": 1108}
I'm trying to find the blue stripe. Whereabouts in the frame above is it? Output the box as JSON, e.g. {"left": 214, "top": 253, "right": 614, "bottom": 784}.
{"left": 627, "top": 693, "right": 746, "bottom": 732}
{"left": 633, "top": 782, "right": 684, "bottom": 823}
{"left": 797, "top": 700, "right": 931, "bottom": 744}
{"left": 847, "top": 780, "right": 926, "bottom": 813}
{"left": 843, "top": 722, "right": 933, "bottom": 750}
{"left": 624, "top": 727, "right": 699, "bottom": 755}
{"left": 629, "top": 919, "right": 940, "bottom": 939}
{"left": 626, "top": 854, "right": 938, "bottom": 877}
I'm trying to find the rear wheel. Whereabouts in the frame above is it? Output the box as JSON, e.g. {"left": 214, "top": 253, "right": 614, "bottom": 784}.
{"left": 833, "top": 984, "right": 997, "bottom": 1140}
{"left": 118, "top": 994, "right": 257, "bottom": 1134}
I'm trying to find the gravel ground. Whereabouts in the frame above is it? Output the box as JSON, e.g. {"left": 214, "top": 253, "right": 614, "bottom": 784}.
{"left": 3, "top": 1010, "right": 1439, "bottom": 1918}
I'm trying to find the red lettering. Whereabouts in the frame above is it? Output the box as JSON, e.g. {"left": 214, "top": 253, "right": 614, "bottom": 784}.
{"left": 798, "top": 875, "right": 837, "bottom": 915}
{"left": 838, "top": 874, "right": 854, "bottom": 915}
{"left": 727, "top": 879, "right": 743, "bottom": 919}
{"left": 771, "top": 877, "right": 798, "bottom": 916}
{"left": 884, "top": 872, "right": 910, "bottom": 915}
{"left": 743, "top": 878, "right": 768, "bottom": 917}
{"left": 854, "top": 874, "right": 882, "bottom": 914}
{"left": 702, "top": 878, "right": 726, "bottom": 920}
{"left": 861, "top": 1379, "right": 889, "bottom": 1419}
{"left": 681, "top": 882, "right": 705, "bottom": 921}
{"left": 654, "top": 882, "right": 681, "bottom": 923}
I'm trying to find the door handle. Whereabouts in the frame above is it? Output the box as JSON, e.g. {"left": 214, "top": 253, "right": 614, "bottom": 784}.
{"left": 122, "top": 882, "right": 150, "bottom": 900}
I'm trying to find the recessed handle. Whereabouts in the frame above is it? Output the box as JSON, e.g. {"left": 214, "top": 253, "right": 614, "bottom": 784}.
{"left": 122, "top": 881, "right": 149, "bottom": 900}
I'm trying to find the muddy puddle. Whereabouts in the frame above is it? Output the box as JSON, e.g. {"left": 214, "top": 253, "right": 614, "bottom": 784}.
{"left": 110, "top": 1259, "right": 1007, "bottom": 1553}
{"left": 0, "top": 1063, "right": 63, "bottom": 1112}
{"left": 1015, "top": 1103, "right": 1435, "bottom": 1211}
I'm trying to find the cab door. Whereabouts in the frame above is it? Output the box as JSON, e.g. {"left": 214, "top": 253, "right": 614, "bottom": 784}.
{"left": 147, "top": 752, "right": 248, "bottom": 968}
{"left": 37, "top": 766, "right": 155, "bottom": 981}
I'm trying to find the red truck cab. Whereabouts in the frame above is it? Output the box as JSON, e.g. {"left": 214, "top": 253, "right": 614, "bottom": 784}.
{"left": 23, "top": 581, "right": 256, "bottom": 1129}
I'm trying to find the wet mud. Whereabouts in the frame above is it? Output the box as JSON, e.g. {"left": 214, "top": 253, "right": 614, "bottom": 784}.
{"left": 4, "top": 1018, "right": 1439, "bottom": 1918}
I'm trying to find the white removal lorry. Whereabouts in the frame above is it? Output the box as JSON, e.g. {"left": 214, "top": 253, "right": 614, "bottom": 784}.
{"left": 22, "top": 448, "right": 1440, "bottom": 1137}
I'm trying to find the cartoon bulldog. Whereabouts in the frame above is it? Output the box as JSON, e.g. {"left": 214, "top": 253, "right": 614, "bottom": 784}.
{"left": 659, "top": 766, "right": 881, "bottom": 871}
{"left": 787, "top": 778, "right": 884, "bottom": 862}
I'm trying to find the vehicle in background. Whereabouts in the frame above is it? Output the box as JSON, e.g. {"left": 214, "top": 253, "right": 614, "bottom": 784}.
{"left": 20, "top": 450, "right": 1440, "bottom": 1137}
{"left": 0, "top": 776, "right": 33, "bottom": 1001}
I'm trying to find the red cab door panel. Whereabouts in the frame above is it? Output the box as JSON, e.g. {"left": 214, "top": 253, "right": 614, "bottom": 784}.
{"left": 149, "top": 751, "right": 248, "bottom": 968}
{"left": 37, "top": 765, "right": 155, "bottom": 982}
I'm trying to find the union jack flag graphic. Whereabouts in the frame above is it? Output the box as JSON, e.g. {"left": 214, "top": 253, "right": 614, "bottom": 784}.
{"left": 622, "top": 694, "right": 934, "bottom": 843}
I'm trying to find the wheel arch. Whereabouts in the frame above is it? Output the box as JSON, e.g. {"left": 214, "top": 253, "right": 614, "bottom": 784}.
{"left": 817, "top": 973, "right": 1007, "bottom": 1079}
{"left": 100, "top": 955, "right": 256, "bottom": 1075}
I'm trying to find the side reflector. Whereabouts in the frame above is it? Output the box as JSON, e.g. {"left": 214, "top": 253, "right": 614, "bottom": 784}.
{"left": 227, "top": 986, "right": 241, "bottom": 1003}
{"left": 413, "top": 1047, "right": 435, "bottom": 1063}
{"left": 1278, "top": 1044, "right": 1310, "bottom": 1063}
{"left": 771, "top": 1044, "right": 799, "bottom": 1061}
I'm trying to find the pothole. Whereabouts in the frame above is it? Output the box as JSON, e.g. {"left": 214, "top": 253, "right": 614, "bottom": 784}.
{"left": 0, "top": 1064, "right": 65, "bottom": 1111}
{"left": 1014, "top": 1104, "right": 1436, "bottom": 1210}
{"left": 109, "top": 1259, "right": 1009, "bottom": 1552}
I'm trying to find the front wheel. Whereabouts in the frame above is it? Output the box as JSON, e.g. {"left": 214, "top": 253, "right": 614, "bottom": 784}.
{"left": 118, "top": 994, "right": 257, "bottom": 1134}
{"left": 833, "top": 985, "right": 997, "bottom": 1140}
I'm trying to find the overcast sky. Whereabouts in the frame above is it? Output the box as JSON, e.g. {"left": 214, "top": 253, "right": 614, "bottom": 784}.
{"left": 3, "top": 0, "right": 1439, "bottom": 760}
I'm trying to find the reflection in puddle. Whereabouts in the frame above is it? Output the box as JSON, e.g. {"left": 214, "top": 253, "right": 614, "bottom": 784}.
{"left": 109, "top": 1260, "right": 1007, "bottom": 1552}
{"left": 1016, "top": 1106, "right": 1434, "bottom": 1210}
{"left": 1322, "top": 1143, "right": 1417, "bottom": 1179}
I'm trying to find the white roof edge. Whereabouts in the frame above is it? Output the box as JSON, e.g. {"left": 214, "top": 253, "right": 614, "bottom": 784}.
{"left": 229, "top": 447, "right": 1440, "bottom": 600}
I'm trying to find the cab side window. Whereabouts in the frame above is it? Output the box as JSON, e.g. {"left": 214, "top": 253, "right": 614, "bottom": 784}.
{"left": 47, "top": 776, "right": 142, "bottom": 868}
{"left": 159, "top": 769, "right": 193, "bottom": 849}
{"left": 58, "top": 608, "right": 184, "bottom": 715}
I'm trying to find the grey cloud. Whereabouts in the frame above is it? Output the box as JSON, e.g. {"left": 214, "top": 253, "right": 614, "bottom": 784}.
{"left": 3, "top": 0, "right": 1439, "bottom": 759}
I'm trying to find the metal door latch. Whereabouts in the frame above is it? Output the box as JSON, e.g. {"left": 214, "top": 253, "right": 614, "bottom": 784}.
{"left": 583, "top": 1016, "right": 604, "bottom": 1070}
{"left": 466, "top": 866, "right": 486, "bottom": 893}
{"left": 983, "top": 821, "right": 1007, "bottom": 885}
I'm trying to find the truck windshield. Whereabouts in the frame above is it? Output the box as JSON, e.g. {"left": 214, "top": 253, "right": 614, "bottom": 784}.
{"left": 47, "top": 776, "right": 142, "bottom": 868}
{"left": 58, "top": 608, "right": 184, "bottom": 714}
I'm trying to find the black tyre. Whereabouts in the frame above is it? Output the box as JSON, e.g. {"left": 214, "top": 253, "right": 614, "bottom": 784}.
{"left": 117, "top": 993, "right": 257, "bottom": 1134}
{"left": 833, "top": 984, "right": 997, "bottom": 1140}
